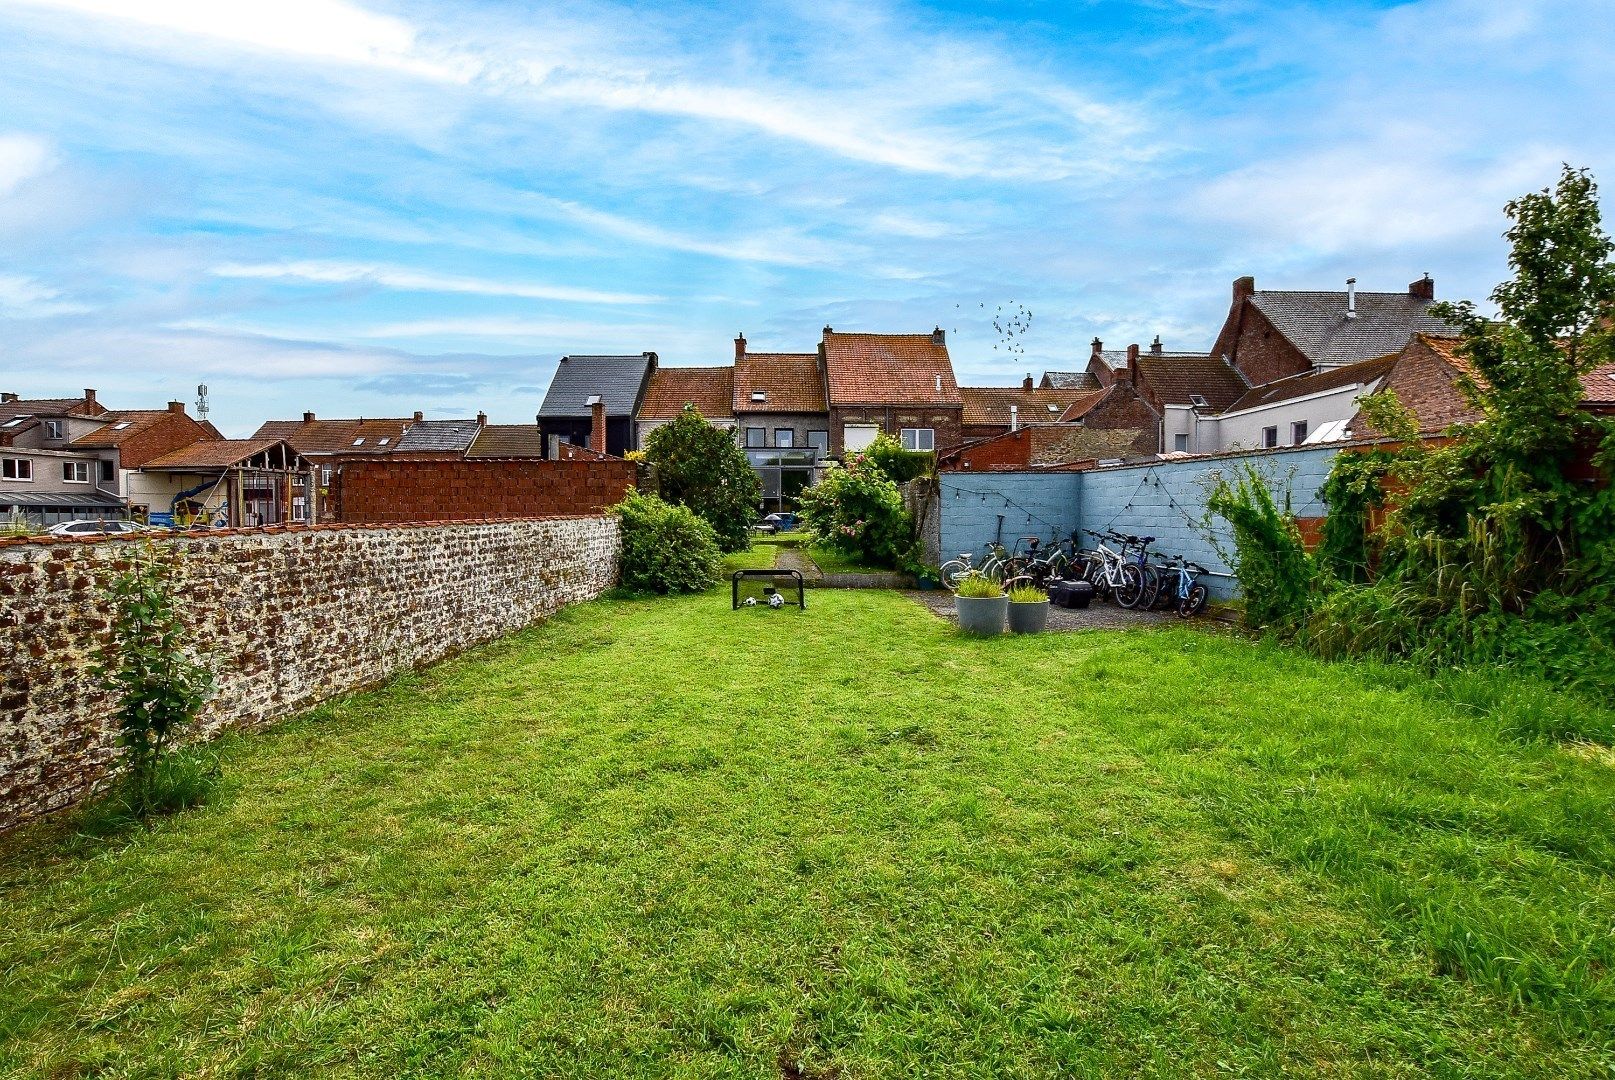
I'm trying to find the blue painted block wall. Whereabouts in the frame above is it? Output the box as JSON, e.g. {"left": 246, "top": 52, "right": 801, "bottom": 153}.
{"left": 939, "top": 472, "right": 1082, "bottom": 567}
{"left": 937, "top": 445, "right": 1342, "bottom": 599}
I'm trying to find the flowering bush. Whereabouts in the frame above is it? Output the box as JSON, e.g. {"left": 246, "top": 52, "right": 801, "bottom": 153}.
{"left": 797, "top": 454, "right": 916, "bottom": 570}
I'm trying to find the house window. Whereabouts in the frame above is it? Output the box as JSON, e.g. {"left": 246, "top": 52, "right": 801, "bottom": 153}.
{"left": 807, "top": 430, "right": 828, "bottom": 453}
{"left": 1292, "top": 420, "right": 1309, "bottom": 445}
{"left": 2, "top": 457, "right": 32, "bottom": 481}
{"left": 98, "top": 459, "right": 114, "bottom": 482}
{"left": 321, "top": 466, "right": 333, "bottom": 486}
{"left": 746, "top": 427, "right": 766, "bottom": 448}
{"left": 900, "top": 428, "right": 934, "bottom": 452}
{"left": 62, "top": 461, "right": 89, "bottom": 483}
{"left": 1173, "top": 433, "right": 1189, "bottom": 452}
{"left": 774, "top": 429, "right": 794, "bottom": 448}
{"left": 292, "top": 496, "right": 307, "bottom": 522}
{"left": 1262, "top": 426, "right": 1279, "bottom": 448}
{"left": 45, "top": 420, "right": 63, "bottom": 439}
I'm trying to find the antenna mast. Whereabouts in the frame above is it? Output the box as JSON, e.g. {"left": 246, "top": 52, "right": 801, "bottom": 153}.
{"left": 195, "top": 383, "right": 210, "bottom": 421}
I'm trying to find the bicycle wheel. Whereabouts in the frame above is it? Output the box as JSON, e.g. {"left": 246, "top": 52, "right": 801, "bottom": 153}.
{"left": 1137, "top": 565, "right": 1164, "bottom": 610}
{"left": 939, "top": 559, "right": 970, "bottom": 591}
{"left": 1177, "top": 582, "right": 1209, "bottom": 618}
{"left": 1116, "top": 564, "right": 1146, "bottom": 608}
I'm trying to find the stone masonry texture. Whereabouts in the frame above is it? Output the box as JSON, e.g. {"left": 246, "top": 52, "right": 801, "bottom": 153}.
{"left": 0, "top": 516, "right": 619, "bottom": 831}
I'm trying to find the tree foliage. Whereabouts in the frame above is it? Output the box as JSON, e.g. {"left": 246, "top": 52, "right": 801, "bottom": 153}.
{"left": 93, "top": 543, "right": 215, "bottom": 818}
{"left": 862, "top": 433, "right": 933, "bottom": 484}
{"left": 642, "top": 405, "right": 761, "bottom": 553}
{"left": 797, "top": 453, "right": 917, "bottom": 571}
{"left": 613, "top": 490, "right": 723, "bottom": 595}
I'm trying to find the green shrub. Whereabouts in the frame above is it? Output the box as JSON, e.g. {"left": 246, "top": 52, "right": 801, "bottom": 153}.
{"left": 862, "top": 434, "right": 933, "bottom": 484}
{"left": 93, "top": 542, "right": 217, "bottom": 821}
{"left": 797, "top": 455, "right": 917, "bottom": 571}
{"left": 613, "top": 490, "right": 722, "bottom": 594}
{"left": 1206, "top": 463, "right": 1314, "bottom": 632}
{"left": 956, "top": 572, "right": 1004, "bottom": 598}
{"left": 642, "top": 404, "right": 762, "bottom": 553}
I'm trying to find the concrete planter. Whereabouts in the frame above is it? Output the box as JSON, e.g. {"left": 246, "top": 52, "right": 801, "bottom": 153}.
{"left": 1008, "top": 599, "right": 1050, "bottom": 634}
{"left": 956, "top": 594, "right": 1008, "bottom": 636}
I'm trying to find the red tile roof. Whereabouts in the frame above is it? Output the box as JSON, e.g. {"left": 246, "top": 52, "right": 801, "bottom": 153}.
{"left": 733, "top": 352, "right": 825, "bottom": 413}
{"left": 960, "top": 386, "right": 1102, "bottom": 426}
{"left": 639, "top": 366, "right": 735, "bottom": 420}
{"left": 1133, "top": 354, "right": 1248, "bottom": 411}
{"left": 822, "top": 331, "right": 961, "bottom": 407}
{"left": 252, "top": 417, "right": 414, "bottom": 455}
{"left": 1584, "top": 362, "right": 1615, "bottom": 405}
{"left": 466, "top": 425, "right": 546, "bottom": 458}
{"left": 69, "top": 410, "right": 180, "bottom": 449}
{"left": 1223, "top": 352, "right": 1398, "bottom": 414}
{"left": 140, "top": 438, "right": 289, "bottom": 470}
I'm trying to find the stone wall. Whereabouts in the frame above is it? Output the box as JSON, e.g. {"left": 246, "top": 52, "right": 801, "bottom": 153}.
{"left": 337, "top": 458, "right": 635, "bottom": 524}
{"left": 0, "top": 516, "right": 619, "bottom": 831}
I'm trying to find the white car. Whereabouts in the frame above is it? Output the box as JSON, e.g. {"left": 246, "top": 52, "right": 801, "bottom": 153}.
{"left": 46, "top": 519, "right": 148, "bottom": 536}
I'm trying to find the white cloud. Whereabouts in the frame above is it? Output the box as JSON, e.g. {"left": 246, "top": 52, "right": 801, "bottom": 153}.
{"left": 352, "top": 316, "right": 661, "bottom": 342}
{"left": 0, "top": 272, "right": 86, "bottom": 316}
{"left": 211, "top": 259, "right": 662, "bottom": 305}
{"left": 0, "top": 132, "right": 53, "bottom": 196}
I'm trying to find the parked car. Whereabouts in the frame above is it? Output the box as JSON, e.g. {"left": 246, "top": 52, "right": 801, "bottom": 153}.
{"left": 46, "top": 519, "right": 148, "bottom": 536}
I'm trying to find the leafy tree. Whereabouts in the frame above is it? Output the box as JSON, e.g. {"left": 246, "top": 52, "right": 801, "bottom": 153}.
{"left": 613, "top": 490, "right": 722, "bottom": 594}
{"left": 797, "top": 455, "right": 917, "bottom": 571}
{"left": 642, "top": 404, "right": 762, "bottom": 553}
{"left": 94, "top": 543, "right": 215, "bottom": 818}
{"left": 862, "top": 433, "right": 933, "bottom": 484}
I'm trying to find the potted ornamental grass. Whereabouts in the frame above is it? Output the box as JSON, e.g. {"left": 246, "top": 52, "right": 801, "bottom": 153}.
{"left": 1007, "top": 582, "right": 1051, "bottom": 634}
{"left": 954, "top": 571, "right": 1007, "bottom": 636}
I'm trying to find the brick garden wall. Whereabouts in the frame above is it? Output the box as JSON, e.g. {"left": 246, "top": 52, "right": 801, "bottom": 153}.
{"left": 338, "top": 458, "right": 636, "bottom": 524}
{"left": 0, "top": 516, "right": 619, "bottom": 831}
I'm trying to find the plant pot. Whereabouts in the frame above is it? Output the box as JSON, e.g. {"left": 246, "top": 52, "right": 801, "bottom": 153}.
{"left": 1008, "top": 599, "right": 1050, "bottom": 634}
{"left": 955, "top": 594, "right": 1008, "bottom": 636}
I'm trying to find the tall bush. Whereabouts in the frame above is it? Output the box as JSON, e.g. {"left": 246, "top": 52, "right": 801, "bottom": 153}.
{"left": 863, "top": 434, "right": 933, "bottom": 484}
{"left": 613, "top": 490, "right": 722, "bottom": 594}
{"left": 1206, "top": 464, "right": 1313, "bottom": 631}
{"left": 797, "top": 454, "right": 917, "bottom": 571}
{"left": 642, "top": 404, "right": 761, "bottom": 553}
{"left": 94, "top": 543, "right": 216, "bottom": 818}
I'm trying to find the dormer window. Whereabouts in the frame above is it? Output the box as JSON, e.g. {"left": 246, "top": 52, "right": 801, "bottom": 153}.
{"left": 45, "top": 421, "right": 63, "bottom": 439}
{"left": 750, "top": 391, "right": 767, "bottom": 403}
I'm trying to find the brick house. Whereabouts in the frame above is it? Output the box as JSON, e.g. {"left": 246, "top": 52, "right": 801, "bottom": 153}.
{"left": 821, "top": 328, "right": 962, "bottom": 455}
{"left": 537, "top": 353, "right": 656, "bottom": 457}
{"left": 635, "top": 364, "right": 735, "bottom": 446}
{"left": 958, "top": 376, "right": 1104, "bottom": 442}
{"left": 940, "top": 425, "right": 1150, "bottom": 472}
{"left": 1211, "top": 274, "right": 1457, "bottom": 386}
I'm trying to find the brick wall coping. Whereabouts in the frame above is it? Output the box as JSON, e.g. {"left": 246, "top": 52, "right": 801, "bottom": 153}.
{"left": 939, "top": 435, "right": 1443, "bottom": 479}
{"left": 0, "top": 514, "right": 612, "bottom": 551}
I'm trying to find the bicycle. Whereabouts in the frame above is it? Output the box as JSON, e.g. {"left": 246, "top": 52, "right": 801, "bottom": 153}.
{"left": 940, "top": 542, "right": 1009, "bottom": 591}
{"left": 1154, "top": 554, "right": 1210, "bottom": 618}
{"left": 1076, "top": 530, "right": 1153, "bottom": 608}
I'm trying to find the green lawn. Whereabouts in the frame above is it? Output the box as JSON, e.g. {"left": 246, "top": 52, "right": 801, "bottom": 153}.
{"left": 805, "top": 544, "right": 886, "bottom": 575}
{"left": 3, "top": 592, "right": 1615, "bottom": 1076}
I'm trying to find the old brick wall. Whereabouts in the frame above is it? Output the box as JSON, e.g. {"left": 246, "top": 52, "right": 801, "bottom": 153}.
{"left": 337, "top": 458, "right": 635, "bottom": 523}
{"left": 0, "top": 516, "right": 619, "bottom": 830}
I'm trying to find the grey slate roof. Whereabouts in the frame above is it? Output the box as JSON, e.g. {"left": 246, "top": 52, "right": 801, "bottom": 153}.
{"left": 537, "top": 354, "right": 655, "bottom": 418}
{"left": 394, "top": 419, "right": 482, "bottom": 453}
{"left": 1041, "top": 371, "right": 1101, "bottom": 390}
{"left": 0, "top": 489, "right": 124, "bottom": 509}
{"left": 1250, "top": 291, "right": 1457, "bottom": 366}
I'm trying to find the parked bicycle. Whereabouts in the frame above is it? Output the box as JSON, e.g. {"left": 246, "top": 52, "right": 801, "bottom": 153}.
{"left": 1151, "top": 552, "right": 1210, "bottom": 618}
{"left": 939, "top": 542, "right": 1009, "bottom": 591}
{"left": 1075, "top": 530, "right": 1154, "bottom": 609}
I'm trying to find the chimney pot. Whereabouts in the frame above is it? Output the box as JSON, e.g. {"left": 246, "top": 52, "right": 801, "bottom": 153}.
{"left": 1346, "top": 277, "right": 1358, "bottom": 319}
{"left": 412, "top": 410, "right": 424, "bottom": 422}
{"left": 734, "top": 333, "right": 746, "bottom": 361}
{"left": 1090, "top": 337, "right": 1103, "bottom": 357}
{"left": 1009, "top": 404, "right": 1019, "bottom": 432}
{"left": 1150, "top": 336, "right": 1163, "bottom": 355}
{"left": 1023, "top": 373, "right": 1033, "bottom": 391}
{"left": 476, "top": 411, "right": 487, "bottom": 426}
{"left": 931, "top": 326, "right": 945, "bottom": 346}
{"left": 302, "top": 411, "right": 316, "bottom": 423}
{"left": 167, "top": 400, "right": 185, "bottom": 414}
{"left": 1408, "top": 274, "right": 1435, "bottom": 301}
{"left": 822, "top": 325, "right": 833, "bottom": 338}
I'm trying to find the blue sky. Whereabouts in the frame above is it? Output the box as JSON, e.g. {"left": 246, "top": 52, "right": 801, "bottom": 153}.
{"left": 1, "top": 0, "right": 1610, "bottom": 436}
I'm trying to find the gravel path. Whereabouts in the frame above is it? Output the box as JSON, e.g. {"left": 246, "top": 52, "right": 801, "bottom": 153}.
{"left": 904, "top": 589, "right": 1178, "bottom": 630}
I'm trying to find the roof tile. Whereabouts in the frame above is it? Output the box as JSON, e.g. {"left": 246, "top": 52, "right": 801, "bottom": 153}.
{"left": 640, "top": 366, "right": 735, "bottom": 420}
{"left": 733, "top": 352, "right": 824, "bottom": 413}
{"left": 823, "top": 332, "right": 961, "bottom": 407}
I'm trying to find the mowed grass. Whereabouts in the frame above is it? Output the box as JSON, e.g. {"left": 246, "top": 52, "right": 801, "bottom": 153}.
{"left": 3, "top": 591, "right": 1615, "bottom": 1077}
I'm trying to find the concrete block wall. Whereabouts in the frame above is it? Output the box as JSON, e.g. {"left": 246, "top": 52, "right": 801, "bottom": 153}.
{"left": 0, "top": 516, "right": 619, "bottom": 831}
{"left": 938, "top": 444, "right": 1342, "bottom": 597}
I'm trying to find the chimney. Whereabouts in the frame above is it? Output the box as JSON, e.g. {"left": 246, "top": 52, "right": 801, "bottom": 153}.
{"left": 822, "top": 325, "right": 834, "bottom": 339}
{"left": 644, "top": 351, "right": 658, "bottom": 369}
{"left": 167, "top": 400, "right": 186, "bottom": 414}
{"left": 476, "top": 411, "right": 487, "bottom": 426}
{"left": 1346, "top": 277, "right": 1358, "bottom": 320}
{"left": 1090, "top": 337, "right": 1103, "bottom": 360}
{"left": 302, "top": 411, "right": 316, "bottom": 423}
{"left": 1, "top": 393, "right": 17, "bottom": 403}
{"left": 734, "top": 333, "right": 746, "bottom": 361}
{"left": 587, "top": 395, "right": 606, "bottom": 454}
{"left": 546, "top": 433, "right": 562, "bottom": 460}
{"left": 1150, "top": 335, "right": 1163, "bottom": 356}
{"left": 1233, "top": 275, "right": 1255, "bottom": 303}
{"left": 1126, "top": 343, "right": 1140, "bottom": 384}
{"left": 412, "top": 410, "right": 424, "bottom": 422}
{"left": 1409, "top": 274, "right": 1434, "bottom": 301}
{"left": 1009, "top": 404, "right": 1019, "bottom": 432}
{"left": 84, "top": 388, "right": 97, "bottom": 405}
{"left": 932, "top": 326, "right": 945, "bottom": 346}
{"left": 1022, "top": 373, "right": 1034, "bottom": 391}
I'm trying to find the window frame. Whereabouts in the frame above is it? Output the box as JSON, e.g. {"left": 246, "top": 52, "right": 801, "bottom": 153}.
{"left": 44, "top": 420, "right": 64, "bottom": 440}
{"left": 62, "top": 461, "right": 90, "bottom": 483}
{"left": 2, "top": 457, "right": 33, "bottom": 481}
{"left": 899, "top": 427, "right": 935, "bottom": 452}
{"left": 98, "top": 458, "right": 115, "bottom": 483}
{"left": 806, "top": 430, "right": 829, "bottom": 453}
{"left": 773, "top": 428, "right": 794, "bottom": 448}
{"left": 1172, "top": 433, "right": 1189, "bottom": 453}
{"left": 1291, "top": 420, "right": 1309, "bottom": 445}
{"left": 745, "top": 427, "right": 766, "bottom": 448}
{"left": 1261, "top": 426, "right": 1279, "bottom": 448}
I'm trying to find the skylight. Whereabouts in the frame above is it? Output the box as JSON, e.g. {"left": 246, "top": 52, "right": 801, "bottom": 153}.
{"left": 0, "top": 418, "right": 24, "bottom": 428}
{"left": 353, "top": 438, "right": 365, "bottom": 446}
{"left": 1047, "top": 404, "right": 1059, "bottom": 412}
{"left": 1189, "top": 394, "right": 1210, "bottom": 409}
{"left": 751, "top": 391, "right": 766, "bottom": 402}
{"left": 378, "top": 438, "right": 390, "bottom": 445}
{"left": 112, "top": 422, "right": 131, "bottom": 430}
